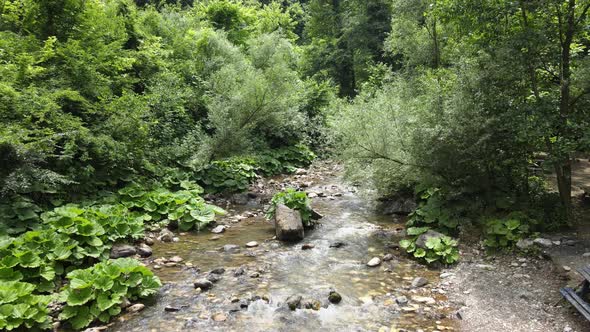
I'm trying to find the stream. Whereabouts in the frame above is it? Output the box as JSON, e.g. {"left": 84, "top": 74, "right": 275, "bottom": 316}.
{"left": 109, "top": 163, "right": 456, "bottom": 332}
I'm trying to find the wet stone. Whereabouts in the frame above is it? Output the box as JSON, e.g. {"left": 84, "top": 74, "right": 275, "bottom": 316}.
{"left": 411, "top": 277, "right": 428, "bottom": 288}
{"left": 206, "top": 274, "right": 222, "bottom": 283}
{"left": 164, "top": 306, "right": 180, "bottom": 312}
{"left": 329, "top": 241, "right": 346, "bottom": 248}
{"left": 223, "top": 244, "right": 240, "bottom": 252}
{"left": 126, "top": 303, "right": 145, "bottom": 313}
{"left": 110, "top": 244, "right": 136, "bottom": 259}
{"left": 286, "top": 295, "right": 302, "bottom": 310}
{"left": 301, "top": 243, "right": 315, "bottom": 250}
{"left": 396, "top": 296, "right": 408, "bottom": 305}
{"left": 211, "top": 225, "right": 226, "bottom": 234}
{"left": 211, "top": 267, "right": 226, "bottom": 275}
{"left": 136, "top": 243, "right": 152, "bottom": 258}
{"left": 367, "top": 257, "right": 381, "bottom": 267}
{"left": 382, "top": 253, "right": 394, "bottom": 261}
{"left": 328, "top": 291, "right": 342, "bottom": 304}
{"left": 246, "top": 241, "right": 259, "bottom": 248}
{"left": 212, "top": 313, "right": 227, "bottom": 322}
{"left": 194, "top": 279, "right": 214, "bottom": 290}
{"left": 234, "top": 266, "right": 246, "bottom": 276}
{"left": 168, "top": 256, "right": 183, "bottom": 263}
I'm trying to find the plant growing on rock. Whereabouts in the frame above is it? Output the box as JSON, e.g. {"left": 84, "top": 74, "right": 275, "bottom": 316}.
{"left": 58, "top": 258, "right": 161, "bottom": 330}
{"left": 266, "top": 188, "right": 313, "bottom": 226}
{"left": 399, "top": 227, "right": 459, "bottom": 265}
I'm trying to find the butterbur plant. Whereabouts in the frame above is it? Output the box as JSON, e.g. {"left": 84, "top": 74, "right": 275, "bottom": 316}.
{"left": 483, "top": 217, "right": 530, "bottom": 249}
{"left": 266, "top": 188, "right": 313, "bottom": 226}
{"left": 118, "top": 184, "right": 226, "bottom": 231}
{"left": 399, "top": 227, "right": 460, "bottom": 265}
{"left": 58, "top": 258, "right": 161, "bottom": 330}
{"left": 0, "top": 280, "right": 52, "bottom": 331}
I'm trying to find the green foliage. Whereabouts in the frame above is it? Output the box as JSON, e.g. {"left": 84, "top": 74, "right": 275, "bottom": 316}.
{"left": 483, "top": 217, "right": 531, "bottom": 249}
{"left": 0, "top": 280, "right": 52, "bottom": 331}
{"left": 194, "top": 159, "right": 257, "bottom": 193}
{"left": 399, "top": 227, "right": 460, "bottom": 265}
{"left": 0, "top": 196, "right": 42, "bottom": 236}
{"left": 266, "top": 188, "right": 313, "bottom": 227}
{"left": 407, "top": 188, "right": 460, "bottom": 234}
{"left": 58, "top": 258, "right": 161, "bottom": 330}
{"left": 118, "top": 183, "right": 226, "bottom": 231}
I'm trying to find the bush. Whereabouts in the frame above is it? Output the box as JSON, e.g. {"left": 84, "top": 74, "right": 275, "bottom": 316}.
{"left": 266, "top": 188, "right": 313, "bottom": 227}
{"left": 0, "top": 280, "right": 52, "bottom": 331}
{"left": 399, "top": 227, "right": 460, "bottom": 265}
{"left": 406, "top": 188, "right": 460, "bottom": 234}
{"left": 58, "top": 258, "right": 161, "bottom": 330}
{"left": 193, "top": 158, "right": 258, "bottom": 193}
{"left": 118, "top": 183, "right": 226, "bottom": 231}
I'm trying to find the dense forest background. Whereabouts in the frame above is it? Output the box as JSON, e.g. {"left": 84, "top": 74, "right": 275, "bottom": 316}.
{"left": 0, "top": 0, "right": 590, "bottom": 329}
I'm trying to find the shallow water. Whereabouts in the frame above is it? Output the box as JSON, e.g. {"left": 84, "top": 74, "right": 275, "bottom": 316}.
{"left": 110, "top": 172, "right": 455, "bottom": 332}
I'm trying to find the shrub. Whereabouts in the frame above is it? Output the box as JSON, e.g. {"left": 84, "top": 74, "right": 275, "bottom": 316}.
{"left": 399, "top": 227, "right": 460, "bottom": 265}
{"left": 0, "top": 280, "right": 52, "bottom": 331}
{"left": 58, "top": 258, "right": 161, "bottom": 330}
{"left": 406, "top": 188, "right": 460, "bottom": 233}
{"left": 193, "top": 158, "right": 257, "bottom": 193}
{"left": 118, "top": 183, "right": 226, "bottom": 231}
{"left": 266, "top": 188, "right": 313, "bottom": 227}
{"left": 483, "top": 215, "right": 533, "bottom": 249}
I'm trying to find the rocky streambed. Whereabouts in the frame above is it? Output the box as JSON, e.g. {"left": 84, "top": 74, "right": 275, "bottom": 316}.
{"left": 106, "top": 163, "right": 458, "bottom": 332}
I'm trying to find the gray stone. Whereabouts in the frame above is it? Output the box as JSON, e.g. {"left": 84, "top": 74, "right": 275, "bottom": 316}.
{"left": 274, "top": 204, "right": 304, "bottom": 242}
{"left": 302, "top": 298, "right": 321, "bottom": 310}
{"left": 383, "top": 254, "right": 394, "bottom": 261}
{"left": 328, "top": 291, "right": 342, "bottom": 304}
{"left": 234, "top": 266, "right": 246, "bottom": 276}
{"left": 144, "top": 237, "right": 155, "bottom": 245}
{"left": 158, "top": 229, "right": 174, "bottom": 242}
{"left": 211, "top": 225, "right": 226, "bottom": 234}
{"left": 396, "top": 296, "right": 408, "bottom": 305}
{"left": 411, "top": 277, "right": 428, "bottom": 288}
{"left": 211, "top": 267, "right": 225, "bottom": 274}
{"left": 310, "top": 208, "right": 323, "bottom": 220}
{"left": 582, "top": 252, "right": 590, "bottom": 257}
{"left": 329, "top": 241, "right": 346, "bottom": 248}
{"left": 516, "top": 239, "right": 534, "bottom": 250}
{"left": 194, "top": 279, "right": 213, "bottom": 290}
{"left": 231, "top": 193, "right": 249, "bottom": 205}
{"left": 246, "top": 241, "right": 259, "bottom": 248}
{"left": 367, "top": 257, "right": 381, "bottom": 267}
{"left": 380, "top": 197, "right": 417, "bottom": 215}
{"left": 206, "top": 274, "right": 221, "bottom": 283}
{"left": 533, "top": 238, "right": 553, "bottom": 248}
{"left": 415, "top": 230, "right": 446, "bottom": 249}
{"left": 223, "top": 244, "right": 240, "bottom": 252}
{"left": 110, "top": 244, "right": 137, "bottom": 259}
{"left": 286, "top": 295, "right": 302, "bottom": 310}
{"left": 164, "top": 306, "right": 180, "bottom": 312}
{"left": 136, "top": 243, "right": 152, "bottom": 257}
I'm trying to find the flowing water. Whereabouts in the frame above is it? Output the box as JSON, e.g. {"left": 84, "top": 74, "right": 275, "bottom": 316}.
{"left": 110, "top": 166, "right": 456, "bottom": 332}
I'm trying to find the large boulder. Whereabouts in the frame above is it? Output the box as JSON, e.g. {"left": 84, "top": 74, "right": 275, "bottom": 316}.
{"left": 415, "top": 230, "right": 446, "bottom": 249}
{"left": 274, "top": 204, "right": 304, "bottom": 241}
{"left": 110, "top": 244, "right": 137, "bottom": 259}
{"left": 378, "top": 196, "right": 417, "bottom": 215}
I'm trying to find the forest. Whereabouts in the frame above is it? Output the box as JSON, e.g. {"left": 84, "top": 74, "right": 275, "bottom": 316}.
{"left": 1, "top": 0, "right": 589, "bottom": 331}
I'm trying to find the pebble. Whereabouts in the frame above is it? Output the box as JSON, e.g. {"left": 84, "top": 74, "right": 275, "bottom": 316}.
{"left": 396, "top": 296, "right": 408, "bottom": 305}
{"left": 382, "top": 253, "right": 394, "bottom": 261}
{"left": 169, "top": 256, "right": 183, "bottom": 263}
{"left": 475, "top": 264, "right": 495, "bottom": 270}
{"left": 246, "top": 241, "right": 259, "bottom": 248}
{"left": 223, "top": 244, "right": 240, "bottom": 252}
{"left": 367, "top": 257, "right": 382, "bottom": 267}
{"left": 328, "top": 291, "right": 342, "bottom": 304}
{"left": 440, "top": 272, "right": 454, "bottom": 279}
{"left": 533, "top": 238, "right": 553, "bottom": 248}
{"left": 582, "top": 252, "right": 590, "bottom": 257}
{"left": 211, "top": 267, "right": 226, "bottom": 275}
{"left": 211, "top": 225, "right": 226, "bottom": 234}
{"left": 413, "top": 296, "right": 436, "bottom": 305}
{"left": 164, "top": 306, "right": 180, "bottom": 312}
{"left": 212, "top": 313, "right": 227, "bottom": 322}
{"left": 563, "top": 265, "right": 572, "bottom": 272}
{"left": 302, "top": 243, "right": 315, "bottom": 250}
{"left": 194, "top": 279, "right": 214, "bottom": 290}
{"left": 411, "top": 277, "right": 428, "bottom": 288}
{"left": 126, "top": 303, "right": 145, "bottom": 313}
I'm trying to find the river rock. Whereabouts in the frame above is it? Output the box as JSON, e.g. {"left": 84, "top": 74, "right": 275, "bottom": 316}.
{"left": 301, "top": 243, "right": 315, "bottom": 250}
{"left": 158, "top": 229, "right": 174, "bottom": 242}
{"left": 212, "top": 313, "right": 227, "bottom": 322}
{"left": 223, "top": 244, "right": 240, "bottom": 252}
{"left": 382, "top": 253, "right": 394, "bottom": 261}
{"left": 136, "top": 243, "right": 152, "bottom": 257}
{"left": 286, "top": 295, "right": 302, "bottom": 310}
{"left": 413, "top": 296, "right": 436, "bottom": 305}
{"left": 302, "top": 298, "right": 321, "bottom": 310}
{"left": 329, "top": 241, "right": 346, "bottom": 248}
{"left": 415, "top": 230, "right": 446, "bottom": 249}
{"left": 234, "top": 266, "right": 246, "bottom": 276}
{"left": 110, "top": 244, "right": 137, "bottom": 259}
{"left": 411, "top": 277, "right": 428, "bottom": 288}
{"left": 328, "top": 291, "right": 342, "bottom": 304}
{"left": 516, "top": 238, "right": 534, "bottom": 250}
{"left": 367, "top": 257, "right": 381, "bottom": 267}
{"left": 144, "top": 237, "right": 155, "bottom": 245}
{"left": 211, "top": 225, "right": 226, "bottom": 234}
{"left": 310, "top": 208, "right": 323, "bottom": 220}
{"left": 194, "top": 279, "right": 213, "bottom": 290}
{"left": 211, "top": 267, "right": 225, "bottom": 274}
{"left": 168, "top": 256, "right": 183, "bottom": 263}
{"left": 533, "top": 237, "right": 553, "bottom": 247}
{"left": 379, "top": 196, "right": 417, "bottom": 215}
{"left": 396, "top": 296, "right": 408, "bottom": 305}
{"left": 207, "top": 274, "right": 221, "bottom": 283}
{"left": 274, "top": 204, "right": 304, "bottom": 242}
{"left": 246, "top": 241, "right": 259, "bottom": 248}
{"left": 164, "top": 306, "right": 180, "bottom": 312}
{"left": 231, "top": 193, "right": 249, "bottom": 205}
{"left": 126, "top": 303, "right": 145, "bottom": 313}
